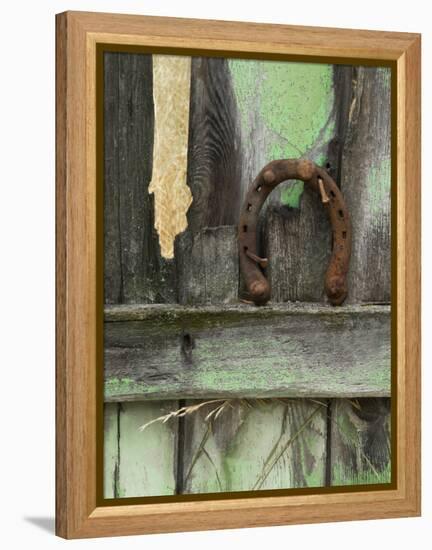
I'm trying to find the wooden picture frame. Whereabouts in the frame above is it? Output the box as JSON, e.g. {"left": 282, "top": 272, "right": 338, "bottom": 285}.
{"left": 56, "top": 10, "right": 421, "bottom": 539}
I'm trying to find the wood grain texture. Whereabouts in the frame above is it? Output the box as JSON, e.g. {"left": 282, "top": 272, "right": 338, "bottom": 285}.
{"left": 56, "top": 11, "right": 420, "bottom": 538}
{"left": 341, "top": 67, "right": 392, "bottom": 304}
{"left": 401, "top": 37, "right": 421, "bottom": 510}
{"left": 115, "top": 402, "right": 178, "bottom": 497}
{"left": 103, "top": 404, "right": 120, "bottom": 498}
{"left": 104, "top": 52, "right": 175, "bottom": 303}
{"left": 179, "top": 399, "right": 327, "bottom": 494}
{"left": 104, "top": 303, "right": 390, "bottom": 401}
{"left": 185, "top": 57, "right": 242, "bottom": 233}
{"left": 71, "top": 10, "right": 418, "bottom": 60}
{"left": 331, "top": 66, "right": 392, "bottom": 484}
{"left": 175, "top": 226, "right": 239, "bottom": 305}
{"left": 55, "top": 12, "right": 68, "bottom": 537}
{"left": 104, "top": 401, "right": 181, "bottom": 499}
{"left": 330, "top": 398, "right": 391, "bottom": 485}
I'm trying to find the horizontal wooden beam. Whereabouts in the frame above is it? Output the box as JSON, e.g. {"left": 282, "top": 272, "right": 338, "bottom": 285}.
{"left": 104, "top": 303, "right": 391, "bottom": 401}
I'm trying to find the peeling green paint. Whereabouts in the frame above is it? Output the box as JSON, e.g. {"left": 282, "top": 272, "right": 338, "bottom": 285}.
{"left": 105, "top": 377, "right": 142, "bottom": 399}
{"left": 229, "top": 60, "right": 334, "bottom": 158}
{"left": 181, "top": 401, "right": 327, "bottom": 493}
{"left": 228, "top": 59, "right": 335, "bottom": 207}
{"left": 281, "top": 181, "right": 305, "bottom": 208}
{"left": 116, "top": 401, "right": 178, "bottom": 497}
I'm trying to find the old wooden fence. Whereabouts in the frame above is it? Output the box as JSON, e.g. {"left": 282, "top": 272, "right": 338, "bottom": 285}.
{"left": 103, "top": 52, "right": 391, "bottom": 498}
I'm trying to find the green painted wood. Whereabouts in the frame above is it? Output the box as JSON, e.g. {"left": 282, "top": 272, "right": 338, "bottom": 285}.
{"left": 116, "top": 401, "right": 178, "bottom": 497}
{"left": 103, "top": 403, "right": 119, "bottom": 498}
{"left": 179, "top": 399, "right": 327, "bottom": 494}
{"left": 229, "top": 60, "right": 338, "bottom": 205}
{"left": 104, "top": 303, "right": 390, "bottom": 401}
{"left": 330, "top": 399, "right": 391, "bottom": 485}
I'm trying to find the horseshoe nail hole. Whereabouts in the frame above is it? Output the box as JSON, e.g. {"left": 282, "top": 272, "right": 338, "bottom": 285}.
{"left": 243, "top": 225, "right": 248, "bottom": 232}
{"left": 342, "top": 231, "right": 347, "bottom": 239}
{"left": 247, "top": 203, "right": 252, "bottom": 211}
{"left": 256, "top": 185, "right": 262, "bottom": 192}
{"left": 338, "top": 209, "right": 344, "bottom": 219}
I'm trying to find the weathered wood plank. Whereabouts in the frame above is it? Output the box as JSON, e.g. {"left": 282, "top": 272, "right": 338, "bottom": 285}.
{"left": 103, "top": 52, "right": 175, "bottom": 304}
{"left": 340, "top": 67, "right": 392, "bottom": 304}
{"left": 169, "top": 58, "right": 244, "bottom": 305}
{"left": 103, "top": 53, "right": 122, "bottom": 302}
{"left": 104, "top": 54, "right": 181, "bottom": 497}
{"left": 179, "top": 399, "right": 327, "bottom": 494}
{"left": 116, "top": 401, "right": 178, "bottom": 497}
{"left": 264, "top": 201, "right": 332, "bottom": 302}
{"left": 104, "top": 303, "right": 390, "bottom": 401}
{"left": 329, "top": 66, "right": 392, "bottom": 486}
{"left": 330, "top": 398, "right": 391, "bottom": 485}
{"left": 103, "top": 403, "right": 119, "bottom": 498}
{"left": 185, "top": 57, "right": 242, "bottom": 233}
{"left": 175, "top": 226, "right": 239, "bottom": 305}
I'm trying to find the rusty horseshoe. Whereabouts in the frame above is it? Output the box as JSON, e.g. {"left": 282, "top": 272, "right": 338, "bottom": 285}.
{"left": 238, "top": 159, "right": 351, "bottom": 306}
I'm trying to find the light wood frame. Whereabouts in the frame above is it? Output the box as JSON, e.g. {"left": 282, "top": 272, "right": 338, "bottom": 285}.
{"left": 56, "top": 10, "right": 421, "bottom": 539}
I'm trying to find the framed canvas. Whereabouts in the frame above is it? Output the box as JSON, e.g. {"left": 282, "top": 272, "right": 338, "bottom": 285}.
{"left": 55, "top": 11, "right": 421, "bottom": 539}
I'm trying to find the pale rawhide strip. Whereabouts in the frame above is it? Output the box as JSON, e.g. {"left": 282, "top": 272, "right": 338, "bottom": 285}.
{"left": 149, "top": 55, "right": 193, "bottom": 258}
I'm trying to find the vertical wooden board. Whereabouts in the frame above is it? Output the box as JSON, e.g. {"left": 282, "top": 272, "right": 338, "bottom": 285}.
{"left": 264, "top": 201, "right": 332, "bottom": 302}
{"left": 104, "top": 53, "right": 181, "bottom": 499}
{"left": 179, "top": 400, "right": 327, "bottom": 494}
{"left": 331, "top": 67, "right": 392, "bottom": 486}
{"left": 103, "top": 52, "right": 175, "bottom": 304}
{"left": 103, "top": 403, "right": 119, "bottom": 498}
{"left": 103, "top": 53, "right": 122, "bottom": 303}
{"left": 228, "top": 61, "right": 353, "bottom": 301}
{"left": 185, "top": 57, "right": 243, "bottom": 233}
{"left": 175, "top": 226, "right": 239, "bottom": 305}
{"left": 340, "top": 66, "right": 391, "bottom": 304}
{"left": 330, "top": 399, "right": 391, "bottom": 485}
{"left": 117, "top": 401, "right": 179, "bottom": 497}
